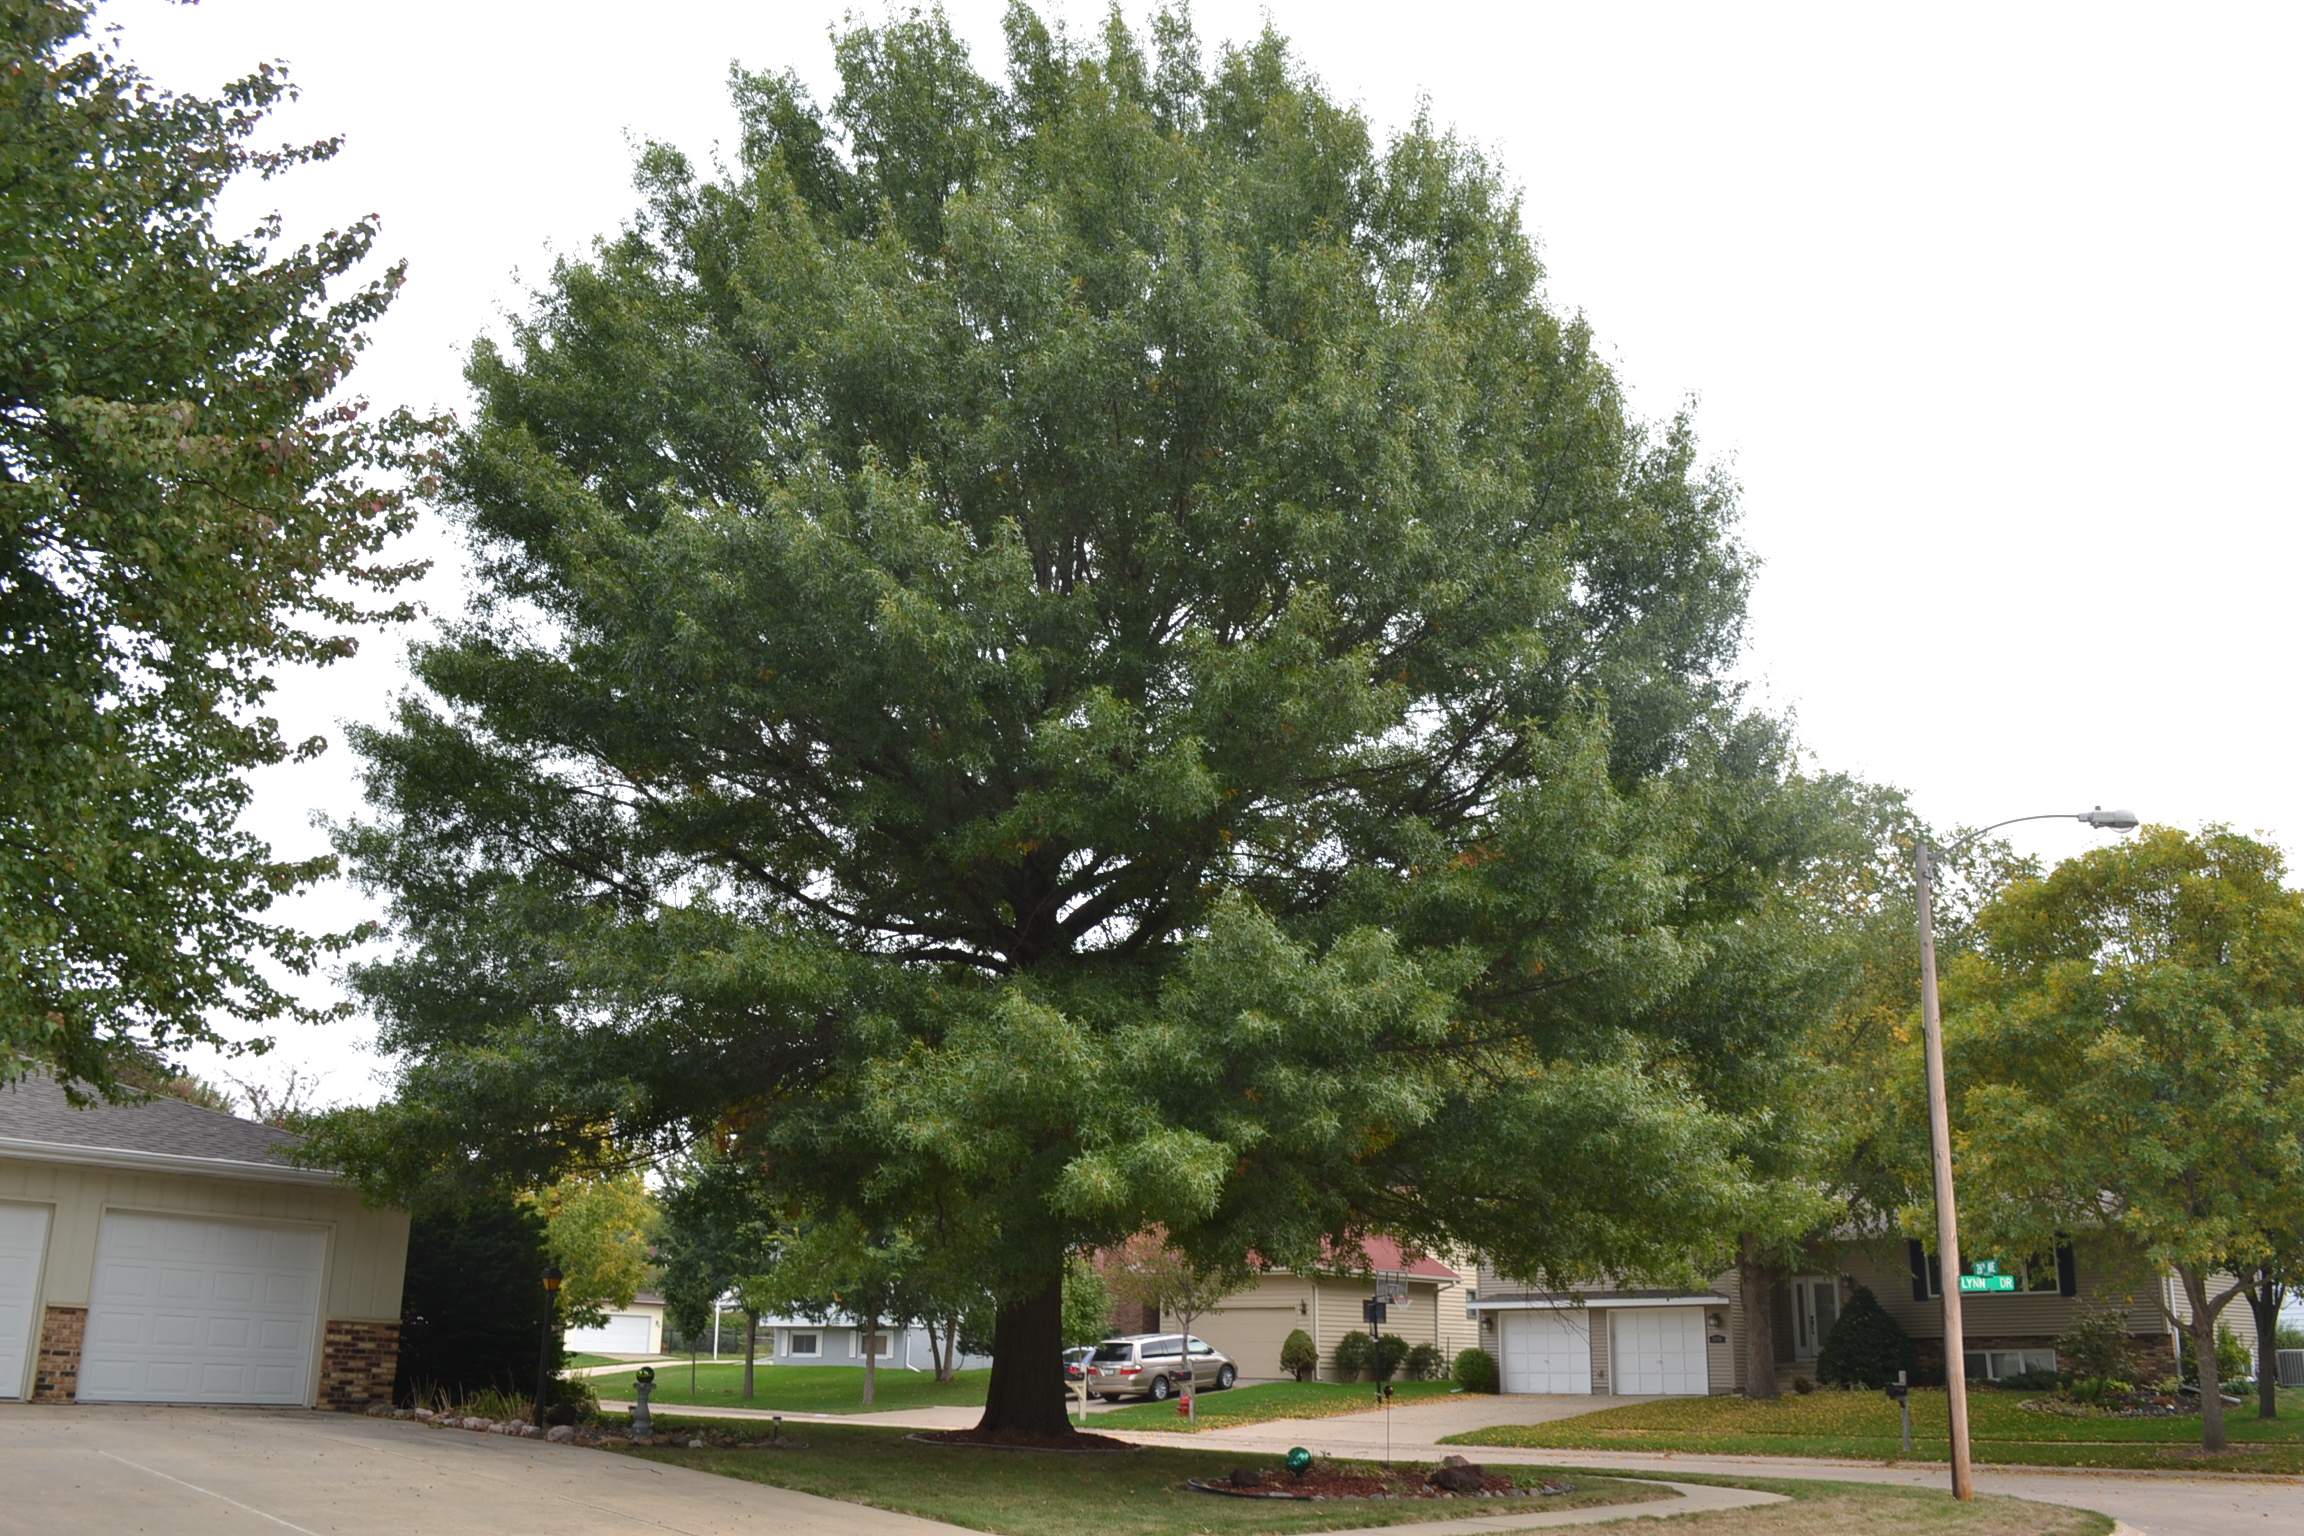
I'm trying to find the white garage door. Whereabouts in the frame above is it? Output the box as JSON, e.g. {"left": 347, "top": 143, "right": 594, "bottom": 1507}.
{"left": 1610, "top": 1307, "right": 1708, "bottom": 1395}
{"left": 1499, "top": 1310, "right": 1591, "bottom": 1394}
{"left": 0, "top": 1205, "right": 49, "bottom": 1399}
{"left": 80, "top": 1213, "right": 324, "bottom": 1404}
{"left": 565, "top": 1313, "right": 654, "bottom": 1353}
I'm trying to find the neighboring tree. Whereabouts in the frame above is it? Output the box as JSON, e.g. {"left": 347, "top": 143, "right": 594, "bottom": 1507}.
{"left": 524, "top": 1173, "right": 660, "bottom": 1328}
{"left": 1061, "top": 1253, "right": 1113, "bottom": 1348}
{"left": 1279, "top": 1328, "right": 1318, "bottom": 1382}
{"left": 394, "top": 1196, "right": 558, "bottom": 1404}
{"left": 656, "top": 1153, "right": 783, "bottom": 1400}
{"left": 318, "top": 6, "right": 1854, "bottom": 1436}
{"left": 1941, "top": 826, "right": 2304, "bottom": 1452}
{"left": 753, "top": 1217, "right": 918, "bottom": 1407}
{"left": 0, "top": 0, "right": 427, "bottom": 1098}
{"left": 1099, "top": 1227, "right": 1244, "bottom": 1416}
{"left": 224, "top": 1068, "right": 327, "bottom": 1131}
{"left": 2241, "top": 1227, "right": 2302, "bottom": 1419}
{"left": 1814, "top": 1286, "right": 1913, "bottom": 1388}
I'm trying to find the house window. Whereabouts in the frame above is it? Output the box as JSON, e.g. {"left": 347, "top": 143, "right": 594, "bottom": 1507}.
{"left": 1966, "top": 1348, "right": 2058, "bottom": 1380}
{"left": 787, "top": 1331, "right": 821, "bottom": 1358}
{"left": 1913, "top": 1243, "right": 2073, "bottom": 1298}
{"left": 863, "top": 1331, "right": 894, "bottom": 1359}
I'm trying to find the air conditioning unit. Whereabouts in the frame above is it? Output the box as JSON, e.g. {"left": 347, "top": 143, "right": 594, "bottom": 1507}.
{"left": 2279, "top": 1349, "right": 2304, "bottom": 1389}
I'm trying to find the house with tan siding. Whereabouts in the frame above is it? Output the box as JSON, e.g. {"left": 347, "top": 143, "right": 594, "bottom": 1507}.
{"left": 1156, "top": 1237, "right": 1477, "bottom": 1383}
{"left": 1472, "top": 1235, "right": 2253, "bottom": 1397}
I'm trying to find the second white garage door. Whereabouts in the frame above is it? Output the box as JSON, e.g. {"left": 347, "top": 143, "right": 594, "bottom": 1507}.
{"left": 79, "top": 1213, "right": 324, "bottom": 1404}
{"left": 1609, "top": 1306, "right": 1709, "bottom": 1395}
{"left": 1499, "top": 1310, "right": 1591, "bottom": 1394}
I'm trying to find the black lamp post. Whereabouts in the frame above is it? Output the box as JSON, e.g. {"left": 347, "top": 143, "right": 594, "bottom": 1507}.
{"left": 535, "top": 1262, "right": 563, "bottom": 1429}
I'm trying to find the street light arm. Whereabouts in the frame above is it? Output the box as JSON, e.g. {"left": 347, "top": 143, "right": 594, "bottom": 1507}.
{"left": 1931, "top": 808, "right": 2141, "bottom": 860}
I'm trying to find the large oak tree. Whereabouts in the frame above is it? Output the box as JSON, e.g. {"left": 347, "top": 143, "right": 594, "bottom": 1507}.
{"left": 319, "top": 6, "right": 1850, "bottom": 1434}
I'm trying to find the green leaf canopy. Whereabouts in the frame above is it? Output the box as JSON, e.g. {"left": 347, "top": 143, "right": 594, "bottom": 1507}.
{"left": 0, "top": 0, "right": 427, "bottom": 1091}
{"left": 325, "top": 5, "right": 1846, "bottom": 1433}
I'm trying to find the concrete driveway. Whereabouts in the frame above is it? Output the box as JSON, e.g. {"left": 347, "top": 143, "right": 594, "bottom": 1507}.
{"left": 0, "top": 1403, "right": 962, "bottom": 1536}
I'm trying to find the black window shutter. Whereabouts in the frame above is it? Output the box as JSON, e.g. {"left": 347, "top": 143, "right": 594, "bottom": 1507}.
{"left": 2056, "top": 1244, "right": 2078, "bottom": 1297}
{"left": 1909, "top": 1240, "right": 1930, "bottom": 1302}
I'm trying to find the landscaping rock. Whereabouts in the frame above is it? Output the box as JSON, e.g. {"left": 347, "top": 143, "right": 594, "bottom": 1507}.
{"left": 687, "top": 1438, "right": 707, "bottom": 1449}
{"left": 411, "top": 1409, "right": 436, "bottom": 1424}
{"left": 1229, "top": 1469, "right": 1263, "bottom": 1488}
{"left": 546, "top": 1425, "right": 576, "bottom": 1444}
{"left": 363, "top": 1401, "right": 392, "bottom": 1417}
{"left": 1426, "top": 1464, "right": 1485, "bottom": 1492}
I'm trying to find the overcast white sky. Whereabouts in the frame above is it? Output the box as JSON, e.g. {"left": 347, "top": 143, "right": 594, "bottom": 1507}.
{"left": 100, "top": 1, "right": 2301, "bottom": 1105}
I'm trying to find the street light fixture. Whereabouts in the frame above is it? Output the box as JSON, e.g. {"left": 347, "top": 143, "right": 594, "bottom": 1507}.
{"left": 1914, "top": 807, "right": 2138, "bottom": 1500}
{"left": 536, "top": 1262, "right": 563, "bottom": 1430}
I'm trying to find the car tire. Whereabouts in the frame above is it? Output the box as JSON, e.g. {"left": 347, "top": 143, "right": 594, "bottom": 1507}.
{"left": 1216, "top": 1364, "right": 1237, "bottom": 1390}
{"left": 1148, "top": 1375, "right": 1172, "bottom": 1401}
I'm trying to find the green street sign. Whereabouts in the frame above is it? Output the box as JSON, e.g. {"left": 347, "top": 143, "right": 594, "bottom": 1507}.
{"left": 1959, "top": 1274, "right": 2016, "bottom": 1293}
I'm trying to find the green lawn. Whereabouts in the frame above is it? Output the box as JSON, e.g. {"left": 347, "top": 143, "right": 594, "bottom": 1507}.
{"left": 620, "top": 1420, "right": 1670, "bottom": 1535}
{"left": 1093, "top": 1379, "right": 1460, "bottom": 1432}
{"left": 589, "top": 1361, "right": 991, "bottom": 1414}
{"left": 616, "top": 1422, "right": 2106, "bottom": 1536}
{"left": 569, "top": 1352, "right": 670, "bottom": 1369}
{"left": 1444, "top": 1386, "right": 2304, "bottom": 1474}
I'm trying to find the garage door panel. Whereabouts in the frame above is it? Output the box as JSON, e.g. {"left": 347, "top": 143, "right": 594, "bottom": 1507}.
{"left": 0, "top": 1205, "right": 49, "bottom": 1399}
{"left": 80, "top": 1213, "right": 323, "bottom": 1404}
{"left": 1499, "top": 1311, "right": 1591, "bottom": 1394}
{"left": 1610, "top": 1307, "right": 1707, "bottom": 1395}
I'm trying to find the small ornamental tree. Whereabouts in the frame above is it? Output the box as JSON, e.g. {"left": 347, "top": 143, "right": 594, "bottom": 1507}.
{"left": 1814, "top": 1285, "right": 1913, "bottom": 1388}
{"left": 1280, "top": 1328, "right": 1319, "bottom": 1382}
{"left": 1943, "top": 827, "right": 2304, "bottom": 1452}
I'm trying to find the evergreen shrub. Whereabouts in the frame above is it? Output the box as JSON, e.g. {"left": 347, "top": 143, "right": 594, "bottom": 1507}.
{"left": 1815, "top": 1285, "right": 1915, "bottom": 1388}
{"left": 1334, "top": 1330, "right": 1374, "bottom": 1379}
{"left": 1280, "top": 1328, "right": 1319, "bottom": 1382}
{"left": 1403, "top": 1342, "right": 1446, "bottom": 1381}
{"left": 1453, "top": 1347, "right": 1500, "bottom": 1393}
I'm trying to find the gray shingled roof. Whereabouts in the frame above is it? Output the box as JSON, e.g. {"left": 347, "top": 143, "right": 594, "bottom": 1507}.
{"left": 0, "top": 1071, "right": 301, "bottom": 1168}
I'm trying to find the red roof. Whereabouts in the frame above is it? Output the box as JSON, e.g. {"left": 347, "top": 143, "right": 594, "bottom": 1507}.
{"left": 1344, "top": 1235, "right": 1460, "bottom": 1280}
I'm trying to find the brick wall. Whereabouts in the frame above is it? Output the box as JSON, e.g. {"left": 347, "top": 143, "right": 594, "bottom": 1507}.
{"left": 318, "top": 1319, "right": 401, "bottom": 1410}
{"left": 30, "top": 1306, "right": 85, "bottom": 1402}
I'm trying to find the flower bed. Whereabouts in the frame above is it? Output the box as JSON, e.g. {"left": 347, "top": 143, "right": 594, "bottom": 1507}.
{"left": 1187, "top": 1456, "right": 1571, "bottom": 1501}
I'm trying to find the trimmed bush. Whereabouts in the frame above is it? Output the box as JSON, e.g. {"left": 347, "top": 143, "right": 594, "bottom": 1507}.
{"left": 1372, "top": 1332, "right": 1410, "bottom": 1381}
{"left": 1403, "top": 1342, "right": 1445, "bottom": 1381}
{"left": 1334, "top": 1330, "right": 1375, "bottom": 1379}
{"left": 2056, "top": 1302, "right": 2132, "bottom": 1382}
{"left": 1453, "top": 1346, "right": 1499, "bottom": 1393}
{"left": 1279, "top": 1328, "right": 1319, "bottom": 1382}
{"left": 1815, "top": 1285, "right": 1915, "bottom": 1388}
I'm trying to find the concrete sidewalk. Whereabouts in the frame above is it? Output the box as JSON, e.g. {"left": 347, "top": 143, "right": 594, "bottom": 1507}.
{"left": 1103, "top": 1395, "right": 2303, "bottom": 1536}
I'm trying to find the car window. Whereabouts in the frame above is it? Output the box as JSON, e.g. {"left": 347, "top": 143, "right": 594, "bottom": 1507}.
{"left": 1147, "top": 1335, "right": 1183, "bottom": 1356}
{"left": 1091, "top": 1342, "right": 1135, "bottom": 1363}
{"left": 1187, "top": 1338, "right": 1214, "bottom": 1355}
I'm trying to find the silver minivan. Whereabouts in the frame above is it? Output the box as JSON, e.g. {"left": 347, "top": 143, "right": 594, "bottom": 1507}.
{"left": 1085, "top": 1332, "right": 1237, "bottom": 1400}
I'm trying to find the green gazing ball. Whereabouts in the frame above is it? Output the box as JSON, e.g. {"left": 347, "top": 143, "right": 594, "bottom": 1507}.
{"left": 1286, "top": 1447, "right": 1313, "bottom": 1473}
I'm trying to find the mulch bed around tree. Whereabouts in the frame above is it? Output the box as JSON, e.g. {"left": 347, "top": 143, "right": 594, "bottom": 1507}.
{"left": 1187, "top": 1462, "right": 1572, "bottom": 1500}
{"left": 909, "top": 1429, "right": 1141, "bottom": 1453}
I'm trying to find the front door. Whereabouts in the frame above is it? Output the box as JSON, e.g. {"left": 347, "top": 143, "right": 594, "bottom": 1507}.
{"left": 1789, "top": 1275, "right": 1838, "bottom": 1362}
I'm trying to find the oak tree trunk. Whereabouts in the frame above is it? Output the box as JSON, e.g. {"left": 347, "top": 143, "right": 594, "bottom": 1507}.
{"left": 974, "top": 1271, "right": 1073, "bottom": 1436}
{"left": 1738, "top": 1234, "right": 1780, "bottom": 1400}
{"left": 862, "top": 1309, "right": 878, "bottom": 1406}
